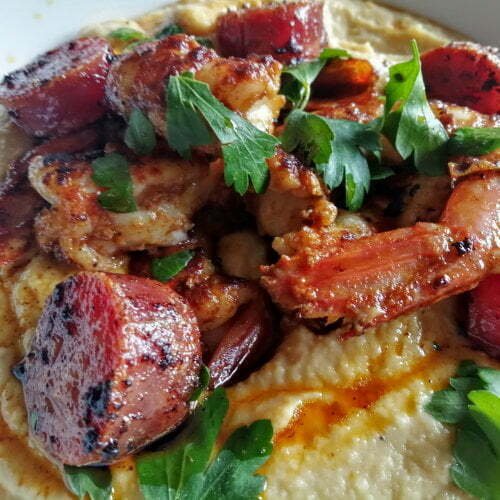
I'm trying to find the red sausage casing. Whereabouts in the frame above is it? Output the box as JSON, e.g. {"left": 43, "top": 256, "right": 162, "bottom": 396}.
{"left": 20, "top": 272, "right": 201, "bottom": 465}
{"left": 0, "top": 38, "right": 112, "bottom": 137}
{"left": 421, "top": 42, "right": 500, "bottom": 115}
{"left": 468, "top": 274, "right": 500, "bottom": 359}
{"left": 216, "top": 1, "right": 325, "bottom": 64}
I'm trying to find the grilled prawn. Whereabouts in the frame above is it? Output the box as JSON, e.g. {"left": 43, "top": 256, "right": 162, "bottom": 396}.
{"left": 262, "top": 171, "right": 500, "bottom": 328}
{"left": 29, "top": 153, "right": 221, "bottom": 271}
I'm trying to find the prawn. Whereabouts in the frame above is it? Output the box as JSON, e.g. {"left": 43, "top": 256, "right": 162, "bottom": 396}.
{"left": 262, "top": 171, "right": 500, "bottom": 328}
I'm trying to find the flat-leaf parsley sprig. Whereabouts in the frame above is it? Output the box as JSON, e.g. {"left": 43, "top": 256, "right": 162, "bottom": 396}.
{"left": 382, "top": 40, "right": 449, "bottom": 175}
{"left": 425, "top": 360, "right": 500, "bottom": 499}
{"left": 280, "top": 48, "right": 351, "bottom": 110}
{"left": 166, "top": 73, "right": 279, "bottom": 195}
{"left": 136, "top": 387, "right": 273, "bottom": 500}
{"left": 281, "top": 109, "right": 382, "bottom": 210}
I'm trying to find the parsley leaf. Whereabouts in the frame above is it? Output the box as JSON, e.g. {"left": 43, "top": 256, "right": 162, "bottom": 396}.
{"left": 190, "top": 365, "right": 211, "bottom": 402}
{"left": 151, "top": 250, "right": 194, "bottom": 282}
{"left": 166, "top": 74, "right": 279, "bottom": 194}
{"left": 155, "top": 23, "right": 184, "bottom": 38}
{"left": 425, "top": 361, "right": 500, "bottom": 499}
{"left": 109, "top": 27, "right": 149, "bottom": 43}
{"left": 183, "top": 420, "right": 273, "bottom": 500}
{"left": 64, "top": 465, "right": 112, "bottom": 500}
{"left": 281, "top": 60, "right": 326, "bottom": 110}
{"left": 281, "top": 110, "right": 381, "bottom": 210}
{"left": 319, "top": 48, "right": 351, "bottom": 60}
{"left": 280, "top": 48, "right": 351, "bottom": 110}
{"left": 447, "top": 127, "right": 500, "bottom": 156}
{"left": 91, "top": 153, "right": 137, "bottom": 213}
{"left": 136, "top": 388, "right": 273, "bottom": 500}
{"left": 124, "top": 108, "right": 157, "bottom": 156}
{"left": 155, "top": 24, "right": 213, "bottom": 47}
{"left": 382, "top": 40, "right": 448, "bottom": 175}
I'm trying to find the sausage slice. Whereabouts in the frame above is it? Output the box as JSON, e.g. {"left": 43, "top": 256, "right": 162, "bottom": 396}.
{"left": 216, "top": 1, "right": 325, "bottom": 64}
{"left": 19, "top": 272, "right": 201, "bottom": 465}
{"left": 468, "top": 274, "right": 500, "bottom": 359}
{"left": 421, "top": 42, "right": 500, "bottom": 115}
{"left": 0, "top": 38, "right": 112, "bottom": 136}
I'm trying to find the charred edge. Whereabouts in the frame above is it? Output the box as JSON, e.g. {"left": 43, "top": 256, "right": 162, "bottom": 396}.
{"left": 83, "top": 428, "right": 99, "bottom": 453}
{"left": 158, "top": 343, "right": 179, "bottom": 370}
{"left": 41, "top": 348, "right": 50, "bottom": 364}
{"left": 61, "top": 303, "right": 73, "bottom": 321}
{"left": 101, "top": 438, "right": 120, "bottom": 460}
{"left": 84, "top": 381, "right": 111, "bottom": 419}
{"left": 432, "top": 274, "right": 451, "bottom": 288}
{"left": 11, "top": 361, "right": 26, "bottom": 383}
{"left": 481, "top": 77, "right": 498, "bottom": 91}
{"left": 452, "top": 238, "right": 473, "bottom": 256}
{"left": 52, "top": 283, "right": 65, "bottom": 306}
{"left": 1, "top": 74, "right": 15, "bottom": 88}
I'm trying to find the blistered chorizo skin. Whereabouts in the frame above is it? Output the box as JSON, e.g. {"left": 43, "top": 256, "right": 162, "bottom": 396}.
{"left": 19, "top": 272, "right": 201, "bottom": 466}
{"left": 216, "top": 1, "right": 325, "bottom": 64}
{"left": 468, "top": 274, "right": 500, "bottom": 359}
{"left": 0, "top": 38, "right": 112, "bottom": 137}
{"left": 421, "top": 42, "right": 500, "bottom": 115}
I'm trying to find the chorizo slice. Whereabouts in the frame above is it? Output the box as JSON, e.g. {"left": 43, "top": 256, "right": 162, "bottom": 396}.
{"left": 468, "top": 274, "right": 500, "bottom": 359}
{"left": 0, "top": 38, "right": 112, "bottom": 137}
{"left": 421, "top": 42, "right": 500, "bottom": 115}
{"left": 216, "top": 1, "right": 325, "bottom": 64}
{"left": 19, "top": 272, "right": 201, "bottom": 465}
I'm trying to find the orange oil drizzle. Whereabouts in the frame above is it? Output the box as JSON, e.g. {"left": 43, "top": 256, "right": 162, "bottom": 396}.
{"left": 274, "top": 354, "right": 443, "bottom": 448}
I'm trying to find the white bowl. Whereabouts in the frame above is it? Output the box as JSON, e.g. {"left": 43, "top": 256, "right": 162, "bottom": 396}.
{"left": 0, "top": 0, "right": 498, "bottom": 76}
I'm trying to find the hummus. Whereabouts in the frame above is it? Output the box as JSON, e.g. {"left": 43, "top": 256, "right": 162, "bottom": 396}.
{"left": 0, "top": 1, "right": 495, "bottom": 499}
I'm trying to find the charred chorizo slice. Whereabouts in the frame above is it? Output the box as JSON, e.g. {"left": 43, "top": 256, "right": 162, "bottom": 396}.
{"left": 468, "top": 274, "right": 500, "bottom": 359}
{"left": 19, "top": 272, "right": 201, "bottom": 465}
{"left": 0, "top": 38, "right": 112, "bottom": 137}
{"left": 216, "top": 1, "right": 325, "bottom": 64}
{"left": 421, "top": 42, "right": 500, "bottom": 115}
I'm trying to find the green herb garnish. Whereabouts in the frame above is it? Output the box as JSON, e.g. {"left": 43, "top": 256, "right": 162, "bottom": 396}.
{"left": 151, "top": 250, "right": 194, "bottom": 282}
{"left": 280, "top": 48, "right": 351, "bottom": 110}
{"left": 190, "top": 365, "right": 211, "bottom": 402}
{"left": 64, "top": 465, "right": 112, "bottom": 500}
{"left": 109, "top": 27, "right": 149, "bottom": 43}
{"left": 425, "top": 360, "right": 500, "bottom": 498}
{"left": 280, "top": 60, "right": 327, "bottom": 110}
{"left": 447, "top": 127, "right": 500, "bottom": 156}
{"left": 319, "top": 48, "right": 351, "bottom": 60}
{"left": 124, "top": 108, "right": 157, "bottom": 156}
{"left": 91, "top": 153, "right": 137, "bottom": 213}
{"left": 155, "top": 23, "right": 184, "bottom": 39}
{"left": 136, "top": 388, "right": 273, "bottom": 500}
{"left": 281, "top": 110, "right": 381, "bottom": 210}
{"left": 382, "top": 40, "right": 449, "bottom": 175}
{"left": 155, "top": 24, "right": 213, "bottom": 47}
{"left": 166, "top": 73, "right": 279, "bottom": 195}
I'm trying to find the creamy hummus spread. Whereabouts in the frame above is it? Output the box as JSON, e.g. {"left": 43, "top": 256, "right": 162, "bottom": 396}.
{"left": 0, "top": 1, "right": 495, "bottom": 499}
